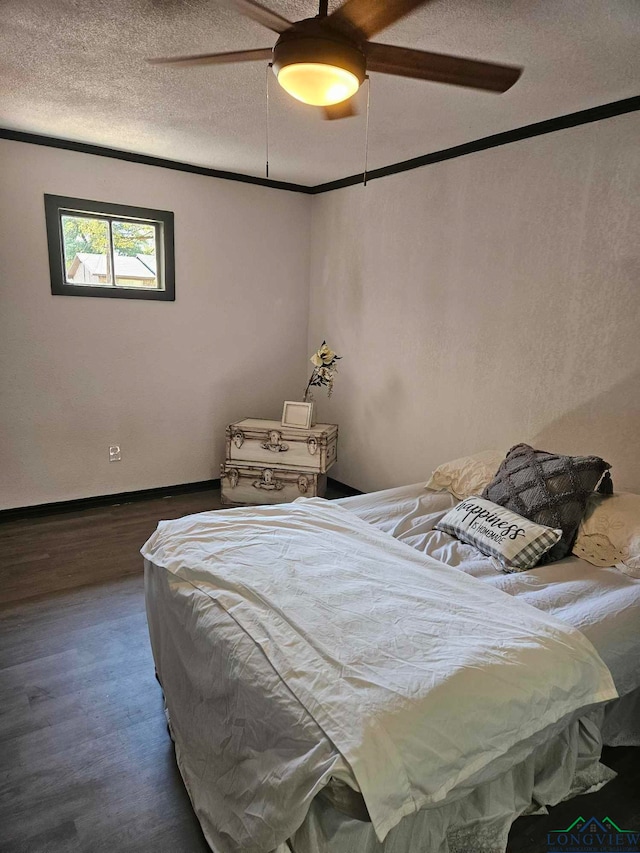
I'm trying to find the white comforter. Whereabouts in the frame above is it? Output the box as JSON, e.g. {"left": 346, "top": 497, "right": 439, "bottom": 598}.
{"left": 142, "top": 497, "right": 617, "bottom": 847}
{"left": 338, "top": 485, "right": 640, "bottom": 698}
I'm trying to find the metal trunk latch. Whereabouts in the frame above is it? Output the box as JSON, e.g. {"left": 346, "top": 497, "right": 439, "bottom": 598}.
{"left": 261, "top": 430, "right": 289, "bottom": 453}
{"left": 252, "top": 469, "right": 284, "bottom": 491}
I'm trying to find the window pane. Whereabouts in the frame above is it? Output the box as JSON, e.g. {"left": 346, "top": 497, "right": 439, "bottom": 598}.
{"left": 46, "top": 195, "right": 174, "bottom": 301}
{"left": 112, "top": 221, "right": 158, "bottom": 289}
{"left": 62, "top": 215, "right": 112, "bottom": 285}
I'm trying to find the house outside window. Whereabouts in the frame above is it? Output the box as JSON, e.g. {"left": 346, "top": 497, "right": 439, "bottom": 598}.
{"left": 44, "top": 195, "right": 175, "bottom": 301}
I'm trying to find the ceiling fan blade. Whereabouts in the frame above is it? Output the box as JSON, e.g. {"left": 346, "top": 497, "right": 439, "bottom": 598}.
{"left": 322, "top": 99, "right": 358, "bottom": 120}
{"left": 147, "top": 47, "right": 273, "bottom": 68}
{"left": 327, "top": 0, "right": 432, "bottom": 40}
{"left": 365, "top": 42, "right": 522, "bottom": 92}
{"left": 233, "top": 0, "right": 292, "bottom": 34}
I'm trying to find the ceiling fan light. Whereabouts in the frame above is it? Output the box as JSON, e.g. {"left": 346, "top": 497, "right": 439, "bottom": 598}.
{"left": 273, "top": 31, "right": 366, "bottom": 107}
{"left": 277, "top": 62, "right": 359, "bottom": 106}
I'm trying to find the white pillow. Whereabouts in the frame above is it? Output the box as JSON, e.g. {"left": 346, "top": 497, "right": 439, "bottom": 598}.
{"left": 436, "top": 496, "right": 562, "bottom": 572}
{"left": 572, "top": 492, "right": 640, "bottom": 578}
{"left": 425, "top": 450, "right": 506, "bottom": 500}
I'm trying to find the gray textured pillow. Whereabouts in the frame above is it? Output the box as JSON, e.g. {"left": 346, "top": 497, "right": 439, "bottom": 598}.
{"left": 482, "top": 444, "right": 611, "bottom": 564}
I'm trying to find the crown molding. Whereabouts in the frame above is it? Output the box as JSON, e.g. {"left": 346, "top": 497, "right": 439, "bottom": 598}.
{"left": 1, "top": 95, "right": 638, "bottom": 195}
{"left": 0, "top": 128, "right": 313, "bottom": 194}
{"left": 309, "top": 95, "right": 640, "bottom": 193}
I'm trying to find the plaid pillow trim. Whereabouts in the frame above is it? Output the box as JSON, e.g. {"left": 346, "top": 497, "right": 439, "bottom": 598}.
{"left": 436, "top": 497, "right": 563, "bottom": 571}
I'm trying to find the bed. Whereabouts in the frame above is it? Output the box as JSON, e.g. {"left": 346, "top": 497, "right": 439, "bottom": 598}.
{"left": 142, "top": 479, "right": 640, "bottom": 853}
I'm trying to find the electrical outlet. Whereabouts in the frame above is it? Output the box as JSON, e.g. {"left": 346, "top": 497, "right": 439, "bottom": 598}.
{"left": 109, "top": 445, "right": 122, "bottom": 462}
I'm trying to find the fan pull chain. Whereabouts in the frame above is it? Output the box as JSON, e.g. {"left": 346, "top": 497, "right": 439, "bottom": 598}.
{"left": 363, "top": 75, "right": 371, "bottom": 187}
{"left": 265, "top": 63, "right": 272, "bottom": 179}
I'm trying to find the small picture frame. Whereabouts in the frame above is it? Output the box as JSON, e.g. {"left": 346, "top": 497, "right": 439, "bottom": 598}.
{"left": 281, "top": 401, "right": 315, "bottom": 430}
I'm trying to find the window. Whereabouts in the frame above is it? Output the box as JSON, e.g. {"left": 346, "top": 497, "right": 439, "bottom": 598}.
{"left": 44, "top": 195, "right": 175, "bottom": 301}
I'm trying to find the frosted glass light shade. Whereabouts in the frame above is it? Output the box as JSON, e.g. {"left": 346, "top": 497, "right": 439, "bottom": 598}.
{"left": 277, "top": 63, "right": 360, "bottom": 106}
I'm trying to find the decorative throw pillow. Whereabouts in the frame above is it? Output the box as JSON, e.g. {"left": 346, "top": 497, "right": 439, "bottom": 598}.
{"left": 435, "top": 496, "right": 562, "bottom": 572}
{"left": 425, "top": 450, "right": 506, "bottom": 500}
{"left": 572, "top": 492, "right": 640, "bottom": 578}
{"left": 482, "top": 444, "right": 611, "bottom": 564}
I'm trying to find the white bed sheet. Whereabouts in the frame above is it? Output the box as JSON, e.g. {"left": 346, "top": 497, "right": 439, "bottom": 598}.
{"left": 142, "top": 485, "right": 640, "bottom": 853}
{"left": 283, "top": 709, "right": 614, "bottom": 853}
{"left": 142, "top": 499, "right": 616, "bottom": 845}
{"left": 337, "top": 484, "right": 640, "bottom": 698}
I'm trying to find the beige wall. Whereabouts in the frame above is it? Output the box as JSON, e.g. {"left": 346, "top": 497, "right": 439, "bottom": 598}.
{"left": 308, "top": 112, "right": 640, "bottom": 494}
{"left": 2, "top": 112, "right": 639, "bottom": 510}
{"left": 0, "top": 140, "right": 311, "bottom": 509}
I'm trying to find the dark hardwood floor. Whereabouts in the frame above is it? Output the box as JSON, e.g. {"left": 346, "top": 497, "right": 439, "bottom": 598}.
{"left": 1, "top": 488, "right": 638, "bottom": 852}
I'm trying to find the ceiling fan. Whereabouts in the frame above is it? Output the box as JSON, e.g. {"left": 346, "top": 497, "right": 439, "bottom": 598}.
{"left": 148, "top": 0, "right": 522, "bottom": 120}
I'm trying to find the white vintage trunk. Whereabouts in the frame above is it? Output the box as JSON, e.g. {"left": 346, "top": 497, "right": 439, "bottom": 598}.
{"left": 220, "top": 463, "right": 327, "bottom": 506}
{"left": 221, "top": 418, "right": 338, "bottom": 506}
{"left": 226, "top": 419, "right": 338, "bottom": 473}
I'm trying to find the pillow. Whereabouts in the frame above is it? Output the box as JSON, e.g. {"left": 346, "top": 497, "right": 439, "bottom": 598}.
{"left": 482, "top": 444, "right": 611, "bottom": 564}
{"left": 572, "top": 492, "right": 640, "bottom": 578}
{"left": 425, "top": 450, "right": 506, "bottom": 500}
{"left": 435, "top": 496, "right": 562, "bottom": 572}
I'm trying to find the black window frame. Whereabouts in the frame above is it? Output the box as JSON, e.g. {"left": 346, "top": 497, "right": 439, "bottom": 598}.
{"left": 44, "top": 194, "right": 175, "bottom": 301}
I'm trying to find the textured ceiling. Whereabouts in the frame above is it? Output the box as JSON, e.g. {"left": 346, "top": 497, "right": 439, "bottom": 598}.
{"left": 1, "top": 0, "right": 638, "bottom": 185}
